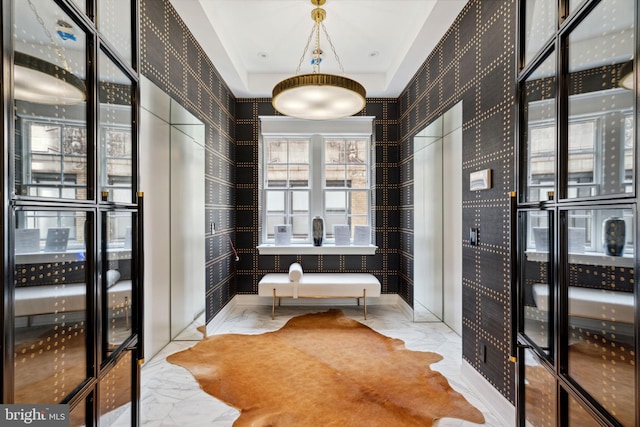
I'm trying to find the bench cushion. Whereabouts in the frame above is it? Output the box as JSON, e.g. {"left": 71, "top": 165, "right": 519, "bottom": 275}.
{"left": 15, "top": 280, "right": 132, "bottom": 317}
{"left": 258, "top": 273, "right": 381, "bottom": 298}
{"left": 532, "top": 283, "right": 633, "bottom": 324}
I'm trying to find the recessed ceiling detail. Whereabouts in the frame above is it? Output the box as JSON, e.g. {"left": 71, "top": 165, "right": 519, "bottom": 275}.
{"left": 169, "top": 0, "right": 467, "bottom": 98}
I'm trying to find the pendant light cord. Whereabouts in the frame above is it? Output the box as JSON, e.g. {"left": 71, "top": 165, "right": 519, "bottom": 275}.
{"left": 296, "top": 23, "right": 317, "bottom": 74}
{"left": 294, "top": 0, "right": 345, "bottom": 76}
{"left": 27, "top": 0, "right": 71, "bottom": 72}
{"left": 321, "top": 22, "right": 345, "bottom": 75}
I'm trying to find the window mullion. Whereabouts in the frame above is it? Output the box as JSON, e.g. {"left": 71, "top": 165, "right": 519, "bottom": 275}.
{"left": 311, "top": 134, "right": 323, "bottom": 222}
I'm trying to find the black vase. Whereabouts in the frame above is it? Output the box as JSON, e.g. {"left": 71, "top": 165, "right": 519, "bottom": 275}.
{"left": 603, "top": 217, "right": 625, "bottom": 256}
{"left": 312, "top": 216, "right": 324, "bottom": 246}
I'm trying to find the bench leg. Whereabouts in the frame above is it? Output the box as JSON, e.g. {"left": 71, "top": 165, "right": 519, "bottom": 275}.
{"left": 356, "top": 298, "right": 360, "bottom": 306}
{"left": 272, "top": 289, "right": 276, "bottom": 320}
{"left": 363, "top": 289, "right": 367, "bottom": 320}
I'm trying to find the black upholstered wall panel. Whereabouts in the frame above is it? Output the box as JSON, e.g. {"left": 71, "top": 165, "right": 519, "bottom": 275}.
{"left": 140, "top": 0, "right": 236, "bottom": 322}
{"left": 399, "top": 0, "right": 517, "bottom": 402}
{"left": 234, "top": 99, "right": 400, "bottom": 294}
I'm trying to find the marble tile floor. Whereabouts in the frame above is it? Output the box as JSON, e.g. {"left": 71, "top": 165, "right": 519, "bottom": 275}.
{"left": 129, "top": 304, "right": 507, "bottom": 426}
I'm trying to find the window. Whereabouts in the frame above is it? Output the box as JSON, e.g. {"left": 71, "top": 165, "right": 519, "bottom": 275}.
{"left": 19, "top": 120, "right": 87, "bottom": 199}
{"left": 264, "top": 138, "right": 310, "bottom": 241}
{"left": 527, "top": 104, "right": 634, "bottom": 254}
{"left": 260, "top": 117, "right": 374, "bottom": 247}
{"left": 17, "top": 210, "right": 83, "bottom": 249}
{"left": 18, "top": 118, "right": 133, "bottom": 203}
{"left": 528, "top": 117, "right": 600, "bottom": 200}
{"left": 323, "top": 139, "right": 369, "bottom": 239}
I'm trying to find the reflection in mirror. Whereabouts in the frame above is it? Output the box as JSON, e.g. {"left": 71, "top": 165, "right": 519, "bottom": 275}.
{"left": 521, "top": 210, "right": 553, "bottom": 355}
{"left": 13, "top": 0, "right": 88, "bottom": 200}
{"left": 98, "top": 0, "right": 133, "bottom": 66}
{"left": 103, "top": 211, "right": 135, "bottom": 356}
{"left": 170, "top": 111, "right": 206, "bottom": 341}
{"left": 99, "top": 351, "right": 132, "bottom": 425}
{"left": 413, "top": 117, "right": 443, "bottom": 322}
{"left": 568, "top": 395, "right": 602, "bottom": 426}
{"left": 99, "top": 50, "right": 134, "bottom": 204}
{"left": 13, "top": 0, "right": 86, "bottom": 105}
{"left": 567, "top": 0, "right": 634, "bottom": 199}
{"left": 69, "top": 397, "right": 86, "bottom": 427}
{"left": 568, "top": 0, "right": 586, "bottom": 16}
{"left": 523, "top": 53, "right": 556, "bottom": 203}
{"left": 566, "top": 207, "right": 635, "bottom": 426}
{"left": 140, "top": 77, "right": 206, "bottom": 343}
{"left": 13, "top": 210, "right": 88, "bottom": 403}
{"left": 412, "top": 102, "right": 462, "bottom": 327}
{"left": 523, "top": 0, "right": 556, "bottom": 67}
{"left": 524, "top": 349, "right": 556, "bottom": 426}
{"left": 70, "top": 0, "right": 86, "bottom": 14}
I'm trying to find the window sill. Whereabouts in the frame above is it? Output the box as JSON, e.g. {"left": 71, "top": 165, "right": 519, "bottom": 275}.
{"left": 525, "top": 250, "right": 634, "bottom": 267}
{"left": 257, "top": 244, "right": 378, "bottom": 255}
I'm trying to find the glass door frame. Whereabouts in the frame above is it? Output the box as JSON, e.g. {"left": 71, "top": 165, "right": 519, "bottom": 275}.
{"left": 1, "top": 0, "right": 142, "bottom": 424}
{"left": 515, "top": 0, "right": 639, "bottom": 425}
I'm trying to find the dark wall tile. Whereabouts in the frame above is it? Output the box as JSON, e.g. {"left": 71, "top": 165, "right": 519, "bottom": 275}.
{"left": 234, "top": 98, "right": 400, "bottom": 294}
{"left": 322, "top": 256, "right": 342, "bottom": 271}
{"left": 236, "top": 102, "right": 254, "bottom": 120}
{"left": 365, "top": 102, "right": 384, "bottom": 119}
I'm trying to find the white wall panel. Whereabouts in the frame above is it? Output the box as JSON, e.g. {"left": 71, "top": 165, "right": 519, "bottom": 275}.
{"left": 139, "top": 107, "right": 171, "bottom": 360}
{"left": 170, "top": 128, "right": 205, "bottom": 338}
{"left": 413, "top": 102, "right": 462, "bottom": 326}
{"left": 443, "top": 127, "right": 463, "bottom": 334}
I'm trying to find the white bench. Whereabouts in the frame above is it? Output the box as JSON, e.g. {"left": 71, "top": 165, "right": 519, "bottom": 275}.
{"left": 15, "top": 280, "right": 132, "bottom": 326}
{"left": 258, "top": 272, "right": 381, "bottom": 319}
{"left": 532, "top": 283, "right": 634, "bottom": 324}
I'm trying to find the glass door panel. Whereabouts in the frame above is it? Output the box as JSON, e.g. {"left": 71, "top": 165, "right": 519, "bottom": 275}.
{"left": 522, "top": 53, "right": 556, "bottom": 203}
{"left": 565, "top": 207, "right": 636, "bottom": 426}
{"left": 13, "top": 0, "right": 89, "bottom": 200}
{"left": 69, "top": 396, "right": 88, "bottom": 427}
{"left": 13, "top": 209, "right": 90, "bottom": 403}
{"left": 98, "top": 351, "right": 133, "bottom": 426}
{"left": 524, "top": 348, "right": 557, "bottom": 426}
{"left": 566, "top": 0, "right": 634, "bottom": 199}
{"left": 520, "top": 210, "right": 554, "bottom": 355}
{"left": 102, "top": 211, "right": 136, "bottom": 358}
{"left": 98, "top": 0, "right": 133, "bottom": 67}
{"left": 523, "top": 0, "right": 556, "bottom": 67}
{"left": 568, "top": 0, "right": 585, "bottom": 16}
{"left": 99, "top": 50, "right": 134, "bottom": 204}
{"left": 568, "top": 395, "right": 602, "bottom": 426}
{"left": 70, "top": 0, "right": 86, "bottom": 14}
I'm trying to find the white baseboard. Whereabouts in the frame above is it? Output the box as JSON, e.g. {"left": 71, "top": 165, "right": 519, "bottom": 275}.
{"left": 234, "top": 293, "right": 399, "bottom": 306}
{"left": 396, "top": 297, "right": 414, "bottom": 320}
{"left": 204, "top": 297, "right": 238, "bottom": 336}
{"left": 461, "top": 360, "right": 514, "bottom": 427}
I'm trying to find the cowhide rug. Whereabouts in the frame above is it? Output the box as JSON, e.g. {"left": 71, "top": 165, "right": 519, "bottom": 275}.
{"left": 167, "top": 309, "right": 485, "bottom": 426}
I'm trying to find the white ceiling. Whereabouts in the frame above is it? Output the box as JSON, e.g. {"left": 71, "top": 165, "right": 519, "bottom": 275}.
{"left": 169, "top": 0, "right": 468, "bottom": 98}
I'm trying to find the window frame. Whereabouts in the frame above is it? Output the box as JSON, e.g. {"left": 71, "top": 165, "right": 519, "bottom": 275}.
{"left": 527, "top": 105, "right": 634, "bottom": 252}
{"left": 19, "top": 117, "right": 88, "bottom": 199}
{"left": 259, "top": 117, "right": 375, "bottom": 249}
